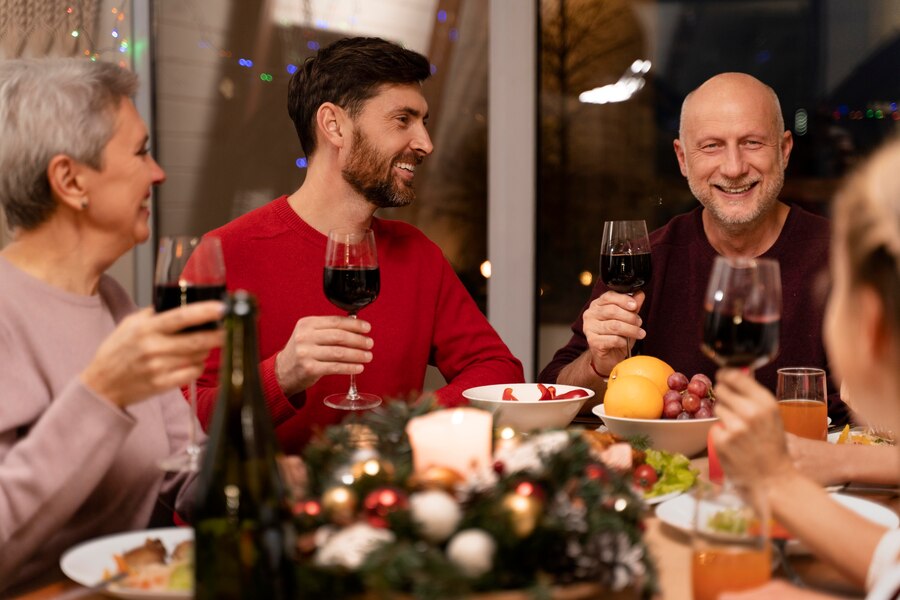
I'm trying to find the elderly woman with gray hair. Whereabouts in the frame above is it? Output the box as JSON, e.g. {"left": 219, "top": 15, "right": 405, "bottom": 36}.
{"left": 0, "top": 58, "right": 222, "bottom": 592}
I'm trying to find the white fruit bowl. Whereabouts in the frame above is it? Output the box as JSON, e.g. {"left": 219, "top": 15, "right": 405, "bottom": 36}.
{"left": 462, "top": 384, "right": 594, "bottom": 432}
{"left": 593, "top": 404, "right": 718, "bottom": 457}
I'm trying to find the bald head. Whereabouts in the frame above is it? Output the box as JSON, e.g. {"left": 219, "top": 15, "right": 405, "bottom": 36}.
{"left": 679, "top": 73, "right": 784, "bottom": 140}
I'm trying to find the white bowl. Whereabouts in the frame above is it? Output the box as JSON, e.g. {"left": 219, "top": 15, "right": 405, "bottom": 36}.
{"left": 593, "top": 404, "right": 717, "bottom": 457}
{"left": 462, "top": 384, "right": 594, "bottom": 431}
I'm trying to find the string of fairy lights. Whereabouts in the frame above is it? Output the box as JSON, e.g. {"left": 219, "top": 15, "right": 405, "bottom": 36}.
{"left": 62, "top": 1, "right": 453, "bottom": 86}
{"left": 61, "top": 1, "right": 131, "bottom": 66}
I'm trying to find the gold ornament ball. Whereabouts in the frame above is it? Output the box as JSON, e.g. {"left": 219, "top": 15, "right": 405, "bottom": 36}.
{"left": 408, "top": 465, "right": 465, "bottom": 493}
{"left": 350, "top": 457, "right": 396, "bottom": 484}
{"left": 321, "top": 485, "right": 358, "bottom": 525}
{"left": 501, "top": 491, "right": 543, "bottom": 538}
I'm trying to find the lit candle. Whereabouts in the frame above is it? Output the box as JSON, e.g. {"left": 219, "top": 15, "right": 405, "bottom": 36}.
{"left": 406, "top": 408, "right": 493, "bottom": 477}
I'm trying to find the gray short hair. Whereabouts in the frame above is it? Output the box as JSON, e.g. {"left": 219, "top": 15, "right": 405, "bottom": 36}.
{"left": 0, "top": 58, "right": 138, "bottom": 230}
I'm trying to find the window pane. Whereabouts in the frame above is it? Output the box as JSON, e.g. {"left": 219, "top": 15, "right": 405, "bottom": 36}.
{"left": 537, "top": 0, "right": 899, "bottom": 370}
{"left": 153, "top": 0, "right": 490, "bottom": 308}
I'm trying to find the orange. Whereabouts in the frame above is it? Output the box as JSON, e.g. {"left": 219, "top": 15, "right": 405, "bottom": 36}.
{"left": 608, "top": 355, "right": 674, "bottom": 396}
{"left": 603, "top": 375, "right": 664, "bottom": 419}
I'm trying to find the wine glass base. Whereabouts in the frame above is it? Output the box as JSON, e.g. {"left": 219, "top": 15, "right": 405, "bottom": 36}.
{"left": 324, "top": 392, "right": 381, "bottom": 411}
{"left": 158, "top": 449, "right": 202, "bottom": 473}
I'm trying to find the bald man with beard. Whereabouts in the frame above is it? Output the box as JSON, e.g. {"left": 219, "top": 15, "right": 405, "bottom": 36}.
{"left": 541, "top": 72, "right": 846, "bottom": 425}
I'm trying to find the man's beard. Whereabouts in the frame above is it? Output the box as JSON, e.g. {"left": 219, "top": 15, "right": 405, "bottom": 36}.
{"left": 690, "top": 167, "right": 785, "bottom": 228}
{"left": 342, "top": 129, "right": 419, "bottom": 208}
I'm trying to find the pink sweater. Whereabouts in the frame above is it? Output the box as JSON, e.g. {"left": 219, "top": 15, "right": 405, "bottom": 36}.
{"left": 197, "top": 196, "right": 524, "bottom": 452}
{"left": 0, "top": 257, "right": 197, "bottom": 593}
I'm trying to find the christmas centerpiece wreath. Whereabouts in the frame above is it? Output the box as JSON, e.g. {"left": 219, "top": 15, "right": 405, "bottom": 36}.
{"left": 294, "top": 400, "right": 658, "bottom": 599}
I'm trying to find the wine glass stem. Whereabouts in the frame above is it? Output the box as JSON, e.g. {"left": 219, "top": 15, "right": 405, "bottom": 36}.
{"left": 626, "top": 291, "right": 635, "bottom": 358}
{"left": 346, "top": 313, "right": 361, "bottom": 401}
{"left": 187, "top": 380, "right": 200, "bottom": 460}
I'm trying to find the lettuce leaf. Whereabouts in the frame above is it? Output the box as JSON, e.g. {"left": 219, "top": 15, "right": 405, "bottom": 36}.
{"left": 644, "top": 448, "right": 698, "bottom": 498}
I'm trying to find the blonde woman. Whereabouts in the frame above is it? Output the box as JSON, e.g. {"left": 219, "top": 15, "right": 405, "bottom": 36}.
{"left": 713, "top": 137, "right": 900, "bottom": 599}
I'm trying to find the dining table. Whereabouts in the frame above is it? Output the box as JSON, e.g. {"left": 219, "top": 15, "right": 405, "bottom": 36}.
{"left": 11, "top": 457, "right": 887, "bottom": 600}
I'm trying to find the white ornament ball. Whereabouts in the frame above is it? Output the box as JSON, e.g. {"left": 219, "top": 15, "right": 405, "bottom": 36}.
{"left": 410, "top": 490, "right": 463, "bottom": 543}
{"left": 446, "top": 529, "right": 496, "bottom": 578}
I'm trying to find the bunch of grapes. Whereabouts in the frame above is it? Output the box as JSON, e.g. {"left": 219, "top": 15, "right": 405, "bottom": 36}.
{"left": 662, "top": 372, "right": 716, "bottom": 420}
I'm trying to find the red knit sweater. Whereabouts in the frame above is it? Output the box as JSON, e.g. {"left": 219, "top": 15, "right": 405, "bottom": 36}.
{"left": 196, "top": 196, "right": 524, "bottom": 452}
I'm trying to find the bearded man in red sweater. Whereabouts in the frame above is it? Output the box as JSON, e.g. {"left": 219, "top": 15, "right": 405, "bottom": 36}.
{"left": 541, "top": 73, "right": 847, "bottom": 425}
{"left": 196, "top": 37, "right": 523, "bottom": 451}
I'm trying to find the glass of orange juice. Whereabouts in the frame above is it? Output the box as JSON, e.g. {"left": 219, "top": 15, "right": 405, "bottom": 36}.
{"left": 777, "top": 367, "right": 828, "bottom": 440}
{"left": 692, "top": 482, "right": 772, "bottom": 600}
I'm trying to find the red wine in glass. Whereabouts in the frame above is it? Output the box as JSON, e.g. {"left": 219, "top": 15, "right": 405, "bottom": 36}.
{"left": 323, "top": 267, "right": 380, "bottom": 314}
{"left": 701, "top": 310, "right": 780, "bottom": 369}
{"left": 154, "top": 283, "right": 227, "bottom": 332}
{"left": 599, "top": 220, "right": 652, "bottom": 357}
{"left": 600, "top": 251, "right": 652, "bottom": 293}
{"left": 323, "top": 228, "right": 381, "bottom": 411}
{"left": 154, "top": 235, "right": 226, "bottom": 472}
{"left": 700, "top": 256, "right": 782, "bottom": 371}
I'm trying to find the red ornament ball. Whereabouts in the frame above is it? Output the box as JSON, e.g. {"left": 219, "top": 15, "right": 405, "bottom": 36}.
{"left": 363, "top": 487, "right": 409, "bottom": 528}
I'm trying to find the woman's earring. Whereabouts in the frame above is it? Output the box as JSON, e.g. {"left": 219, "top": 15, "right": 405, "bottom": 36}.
{"left": 80, "top": 198, "right": 88, "bottom": 210}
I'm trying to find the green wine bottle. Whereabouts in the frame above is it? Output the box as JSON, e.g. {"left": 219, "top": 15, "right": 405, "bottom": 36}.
{"left": 193, "top": 290, "right": 296, "bottom": 599}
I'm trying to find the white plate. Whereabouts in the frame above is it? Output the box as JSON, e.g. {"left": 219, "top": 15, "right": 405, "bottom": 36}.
{"left": 655, "top": 492, "right": 899, "bottom": 553}
{"left": 60, "top": 527, "right": 192, "bottom": 599}
{"left": 643, "top": 489, "right": 683, "bottom": 506}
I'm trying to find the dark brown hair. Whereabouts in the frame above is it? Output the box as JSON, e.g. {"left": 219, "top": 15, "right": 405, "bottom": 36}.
{"left": 287, "top": 37, "right": 430, "bottom": 158}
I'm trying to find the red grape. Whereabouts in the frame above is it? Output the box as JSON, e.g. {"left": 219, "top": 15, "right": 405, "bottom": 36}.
{"left": 663, "top": 389, "right": 683, "bottom": 405}
{"left": 682, "top": 392, "right": 701, "bottom": 413}
{"left": 663, "top": 401, "right": 683, "bottom": 419}
{"left": 699, "top": 398, "right": 712, "bottom": 413}
{"left": 667, "top": 372, "right": 689, "bottom": 392}
{"left": 692, "top": 373, "right": 713, "bottom": 389}
{"left": 687, "top": 379, "right": 708, "bottom": 398}
{"left": 676, "top": 411, "right": 691, "bottom": 420}
{"left": 695, "top": 407, "right": 713, "bottom": 419}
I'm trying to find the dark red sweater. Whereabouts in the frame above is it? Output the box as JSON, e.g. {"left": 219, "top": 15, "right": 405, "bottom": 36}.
{"left": 196, "top": 196, "right": 524, "bottom": 452}
{"left": 539, "top": 205, "right": 848, "bottom": 425}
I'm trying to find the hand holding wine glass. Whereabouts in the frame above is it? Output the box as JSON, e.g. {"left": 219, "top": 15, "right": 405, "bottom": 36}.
{"left": 323, "top": 228, "right": 381, "bottom": 411}
{"left": 702, "top": 256, "right": 781, "bottom": 487}
{"left": 598, "top": 220, "right": 652, "bottom": 358}
{"left": 154, "top": 235, "right": 226, "bottom": 472}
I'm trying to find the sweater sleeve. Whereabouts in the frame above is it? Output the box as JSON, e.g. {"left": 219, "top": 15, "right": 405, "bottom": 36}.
{"left": 194, "top": 345, "right": 302, "bottom": 430}
{"left": 0, "top": 323, "right": 136, "bottom": 582}
{"left": 430, "top": 258, "right": 524, "bottom": 404}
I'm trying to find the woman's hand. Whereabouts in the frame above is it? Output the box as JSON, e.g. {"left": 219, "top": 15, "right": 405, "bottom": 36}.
{"left": 81, "top": 302, "right": 224, "bottom": 408}
{"left": 711, "top": 368, "right": 796, "bottom": 487}
{"left": 720, "top": 580, "right": 835, "bottom": 599}
{"left": 784, "top": 434, "right": 846, "bottom": 485}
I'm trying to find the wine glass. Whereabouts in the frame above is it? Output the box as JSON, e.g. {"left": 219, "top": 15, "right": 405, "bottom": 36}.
{"left": 700, "top": 256, "right": 781, "bottom": 371}
{"left": 323, "top": 228, "right": 381, "bottom": 410}
{"left": 701, "top": 257, "right": 780, "bottom": 484}
{"left": 154, "top": 235, "right": 226, "bottom": 472}
{"left": 692, "top": 481, "right": 772, "bottom": 600}
{"left": 599, "top": 220, "right": 652, "bottom": 357}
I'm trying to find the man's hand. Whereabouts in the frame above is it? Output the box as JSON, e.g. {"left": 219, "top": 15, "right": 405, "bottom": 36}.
{"left": 583, "top": 290, "right": 645, "bottom": 376}
{"left": 274, "top": 315, "right": 374, "bottom": 396}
